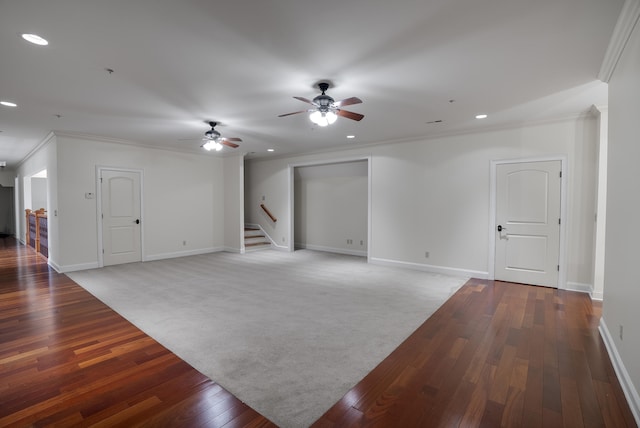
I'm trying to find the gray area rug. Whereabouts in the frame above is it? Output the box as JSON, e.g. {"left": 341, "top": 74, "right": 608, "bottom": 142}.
{"left": 68, "top": 250, "right": 467, "bottom": 427}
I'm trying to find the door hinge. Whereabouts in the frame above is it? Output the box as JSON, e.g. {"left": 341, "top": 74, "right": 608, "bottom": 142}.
{"left": 558, "top": 218, "right": 561, "bottom": 225}
{"left": 557, "top": 265, "right": 560, "bottom": 272}
{"left": 559, "top": 171, "right": 562, "bottom": 178}
{"left": 102, "top": 249, "right": 104, "bottom": 254}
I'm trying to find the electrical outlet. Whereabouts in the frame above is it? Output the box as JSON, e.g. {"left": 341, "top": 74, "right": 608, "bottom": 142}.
{"left": 425, "top": 251, "right": 430, "bottom": 258}
{"left": 183, "top": 240, "right": 187, "bottom": 246}
{"left": 619, "top": 325, "right": 624, "bottom": 340}
{"left": 360, "top": 240, "right": 363, "bottom": 245}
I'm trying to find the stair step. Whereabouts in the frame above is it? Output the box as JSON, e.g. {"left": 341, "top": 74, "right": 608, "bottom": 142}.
{"left": 244, "top": 230, "right": 265, "bottom": 238}
{"left": 245, "top": 236, "right": 270, "bottom": 245}
{"left": 245, "top": 241, "right": 270, "bottom": 247}
{"left": 245, "top": 241, "right": 271, "bottom": 252}
{"left": 244, "top": 226, "right": 271, "bottom": 252}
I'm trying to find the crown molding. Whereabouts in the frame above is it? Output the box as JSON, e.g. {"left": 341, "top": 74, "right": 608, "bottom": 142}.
{"left": 16, "top": 131, "right": 57, "bottom": 169}
{"left": 249, "top": 113, "right": 593, "bottom": 164}
{"left": 598, "top": 0, "right": 640, "bottom": 82}
{"left": 52, "top": 131, "right": 237, "bottom": 158}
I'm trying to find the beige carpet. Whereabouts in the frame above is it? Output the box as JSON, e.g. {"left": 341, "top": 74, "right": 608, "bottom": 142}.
{"left": 68, "top": 249, "right": 467, "bottom": 427}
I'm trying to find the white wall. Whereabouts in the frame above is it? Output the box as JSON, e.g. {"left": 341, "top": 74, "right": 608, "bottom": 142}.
{"left": 31, "top": 177, "right": 47, "bottom": 211}
{"left": 592, "top": 106, "right": 608, "bottom": 300}
{"left": 54, "top": 135, "right": 225, "bottom": 270}
{"left": 223, "top": 154, "right": 244, "bottom": 252}
{"left": 603, "top": 13, "right": 640, "bottom": 419}
{"left": 15, "top": 135, "right": 57, "bottom": 260}
{"left": 246, "top": 117, "right": 598, "bottom": 284}
{"left": 294, "top": 161, "right": 368, "bottom": 255}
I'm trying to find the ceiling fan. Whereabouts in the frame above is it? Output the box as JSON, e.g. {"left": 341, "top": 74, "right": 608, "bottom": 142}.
{"left": 278, "top": 82, "right": 364, "bottom": 126}
{"left": 201, "top": 121, "right": 241, "bottom": 151}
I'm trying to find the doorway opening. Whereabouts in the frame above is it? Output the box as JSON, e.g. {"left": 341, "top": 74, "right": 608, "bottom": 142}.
{"left": 289, "top": 157, "right": 371, "bottom": 260}
{"left": 21, "top": 169, "right": 49, "bottom": 258}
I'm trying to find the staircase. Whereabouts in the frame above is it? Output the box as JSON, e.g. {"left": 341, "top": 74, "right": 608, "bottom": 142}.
{"left": 244, "top": 226, "right": 271, "bottom": 252}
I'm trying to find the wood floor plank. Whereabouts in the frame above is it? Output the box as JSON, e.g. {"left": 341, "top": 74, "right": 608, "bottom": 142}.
{"left": 560, "top": 377, "right": 585, "bottom": 428}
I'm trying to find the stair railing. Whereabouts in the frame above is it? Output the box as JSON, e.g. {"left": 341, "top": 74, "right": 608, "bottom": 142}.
{"left": 260, "top": 204, "right": 277, "bottom": 223}
{"left": 25, "top": 208, "right": 48, "bottom": 258}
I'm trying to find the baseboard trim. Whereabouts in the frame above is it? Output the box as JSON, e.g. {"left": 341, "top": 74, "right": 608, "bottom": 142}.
{"left": 599, "top": 318, "right": 640, "bottom": 425}
{"left": 565, "top": 281, "right": 592, "bottom": 293}
{"left": 295, "top": 243, "right": 367, "bottom": 257}
{"left": 145, "top": 247, "right": 222, "bottom": 262}
{"left": 369, "top": 257, "right": 487, "bottom": 279}
{"left": 48, "top": 260, "right": 62, "bottom": 273}
{"left": 564, "top": 282, "right": 603, "bottom": 301}
{"left": 56, "top": 261, "right": 100, "bottom": 273}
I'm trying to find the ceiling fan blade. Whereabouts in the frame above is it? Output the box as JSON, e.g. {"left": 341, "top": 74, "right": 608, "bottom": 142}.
{"left": 278, "top": 110, "right": 308, "bottom": 117}
{"left": 335, "top": 97, "right": 362, "bottom": 107}
{"left": 336, "top": 109, "right": 365, "bottom": 121}
{"left": 293, "top": 96, "right": 316, "bottom": 106}
{"left": 224, "top": 137, "right": 242, "bottom": 142}
{"left": 221, "top": 140, "right": 240, "bottom": 148}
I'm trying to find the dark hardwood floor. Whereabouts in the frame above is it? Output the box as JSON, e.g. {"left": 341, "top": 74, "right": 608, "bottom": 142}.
{"left": 1, "top": 237, "right": 636, "bottom": 427}
{"left": 313, "top": 280, "right": 636, "bottom": 427}
{"left": 0, "top": 238, "right": 276, "bottom": 427}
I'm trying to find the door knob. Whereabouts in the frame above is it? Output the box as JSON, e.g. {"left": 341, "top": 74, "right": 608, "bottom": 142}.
{"left": 135, "top": 219, "right": 140, "bottom": 224}
{"left": 497, "top": 225, "right": 504, "bottom": 232}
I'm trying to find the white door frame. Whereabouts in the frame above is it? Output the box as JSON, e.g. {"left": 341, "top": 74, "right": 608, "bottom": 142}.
{"left": 488, "top": 155, "right": 568, "bottom": 288}
{"left": 287, "top": 156, "right": 372, "bottom": 262}
{"left": 96, "top": 166, "right": 145, "bottom": 267}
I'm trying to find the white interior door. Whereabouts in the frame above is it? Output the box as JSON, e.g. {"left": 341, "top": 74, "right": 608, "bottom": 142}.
{"left": 101, "top": 170, "right": 141, "bottom": 266}
{"left": 495, "top": 160, "right": 561, "bottom": 287}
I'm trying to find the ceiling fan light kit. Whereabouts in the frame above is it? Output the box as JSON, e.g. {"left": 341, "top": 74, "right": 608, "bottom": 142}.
{"left": 200, "top": 121, "right": 241, "bottom": 151}
{"left": 202, "top": 140, "right": 223, "bottom": 151}
{"left": 279, "top": 82, "right": 364, "bottom": 126}
{"left": 309, "top": 110, "right": 337, "bottom": 127}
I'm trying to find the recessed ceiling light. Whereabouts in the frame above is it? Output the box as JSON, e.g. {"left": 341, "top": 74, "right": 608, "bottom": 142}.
{"left": 267, "top": 149, "right": 275, "bottom": 152}
{"left": 475, "top": 114, "right": 488, "bottom": 119}
{"left": 0, "top": 101, "right": 17, "bottom": 107}
{"left": 346, "top": 135, "right": 355, "bottom": 139}
{"left": 21, "top": 33, "right": 49, "bottom": 46}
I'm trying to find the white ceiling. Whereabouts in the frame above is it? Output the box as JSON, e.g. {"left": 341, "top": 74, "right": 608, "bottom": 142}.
{"left": 0, "top": 0, "right": 624, "bottom": 168}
